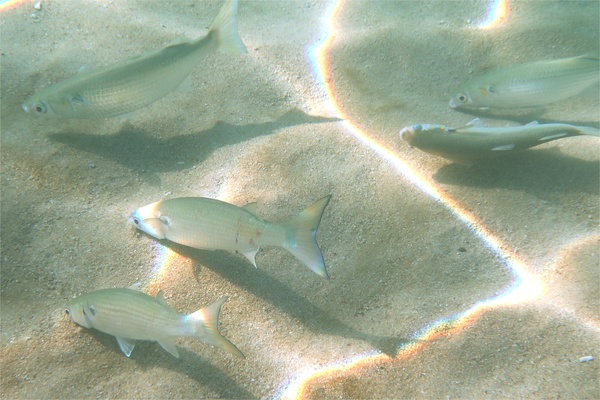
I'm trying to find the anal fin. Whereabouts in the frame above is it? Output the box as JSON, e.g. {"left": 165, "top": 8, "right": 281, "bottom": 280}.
{"left": 158, "top": 337, "right": 180, "bottom": 358}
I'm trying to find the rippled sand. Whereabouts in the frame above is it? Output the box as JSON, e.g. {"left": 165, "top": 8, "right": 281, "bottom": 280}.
{"left": 1, "top": 1, "right": 598, "bottom": 398}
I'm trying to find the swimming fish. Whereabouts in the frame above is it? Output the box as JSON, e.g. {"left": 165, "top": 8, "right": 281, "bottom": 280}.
{"left": 130, "top": 195, "right": 331, "bottom": 278}
{"left": 400, "top": 119, "right": 600, "bottom": 165}
{"left": 66, "top": 287, "right": 244, "bottom": 358}
{"left": 448, "top": 54, "right": 600, "bottom": 109}
{"left": 22, "top": 0, "right": 247, "bottom": 119}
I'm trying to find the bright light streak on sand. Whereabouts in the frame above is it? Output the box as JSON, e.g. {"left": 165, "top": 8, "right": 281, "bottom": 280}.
{"left": 141, "top": 1, "right": 547, "bottom": 398}
{"left": 474, "top": 0, "right": 509, "bottom": 29}
{"left": 0, "top": 0, "right": 27, "bottom": 12}
{"left": 144, "top": 243, "right": 184, "bottom": 294}
{"left": 276, "top": 0, "right": 543, "bottom": 398}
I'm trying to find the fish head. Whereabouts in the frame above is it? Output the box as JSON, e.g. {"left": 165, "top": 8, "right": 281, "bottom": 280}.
{"left": 400, "top": 124, "right": 446, "bottom": 146}
{"left": 399, "top": 124, "right": 428, "bottom": 144}
{"left": 129, "top": 203, "right": 168, "bottom": 240}
{"left": 449, "top": 82, "right": 496, "bottom": 109}
{"left": 66, "top": 298, "right": 95, "bottom": 329}
{"left": 22, "top": 89, "right": 75, "bottom": 118}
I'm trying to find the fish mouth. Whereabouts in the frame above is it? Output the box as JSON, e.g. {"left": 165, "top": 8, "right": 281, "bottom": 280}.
{"left": 448, "top": 98, "right": 458, "bottom": 108}
{"left": 21, "top": 103, "right": 30, "bottom": 113}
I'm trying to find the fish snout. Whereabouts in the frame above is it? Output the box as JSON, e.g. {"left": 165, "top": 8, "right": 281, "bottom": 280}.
{"left": 399, "top": 126, "right": 416, "bottom": 143}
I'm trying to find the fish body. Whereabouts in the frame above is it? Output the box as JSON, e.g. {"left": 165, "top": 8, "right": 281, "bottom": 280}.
{"left": 449, "top": 54, "right": 600, "bottom": 109}
{"left": 66, "top": 288, "right": 244, "bottom": 358}
{"left": 22, "top": 0, "right": 247, "bottom": 119}
{"left": 400, "top": 119, "right": 599, "bottom": 165}
{"left": 130, "top": 196, "right": 332, "bottom": 278}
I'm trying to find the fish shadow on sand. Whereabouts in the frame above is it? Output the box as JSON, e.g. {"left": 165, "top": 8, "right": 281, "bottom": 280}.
{"left": 49, "top": 108, "right": 340, "bottom": 184}
{"left": 85, "top": 327, "right": 256, "bottom": 398}
{"left": 433, "top": 148, "right": 599, "bottom": 196}
{"left": 166, "top": 243, "right": 409, "bottom": 357}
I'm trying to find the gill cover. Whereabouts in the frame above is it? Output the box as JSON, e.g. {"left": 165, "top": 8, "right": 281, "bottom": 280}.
{"left": 129, "top": 212, "right": 168, "bottom": 240}
{"left": 66, "top": 302, "right": 94, "bottom": 328}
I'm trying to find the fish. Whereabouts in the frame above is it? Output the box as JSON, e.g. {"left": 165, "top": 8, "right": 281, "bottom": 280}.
{"left": 448, "top": 54, "right": 600, "bottom": 110}
{"left": 400, "top": 118, "right": 600, "bottom": 165}
{"left": 129, "top": 195, "right": 332, "bottom": 278}
{"left": 66, "top": 287, "right": 244, "bottom": 358}
{"left": 22, "top": 0, "right": 247, "bottom": 119}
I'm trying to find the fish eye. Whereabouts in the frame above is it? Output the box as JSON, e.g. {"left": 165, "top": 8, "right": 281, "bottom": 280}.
{"left": 65, "top": 309, "right": 70, "bottom": 315}
{"left": 34, "top": 102, "right": 47, "bottom": 114}
{"left": 132, "top": 217, "right": 140, "bottom": 226}
{"left": 457, "top": 93, "right": 467, "bottom": 103}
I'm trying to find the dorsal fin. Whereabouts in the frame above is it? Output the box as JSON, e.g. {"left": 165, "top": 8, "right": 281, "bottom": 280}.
{"left": 466, "top": 118, "right": 482, "bottom": 127}
{"left": 525, "top": 121, "right": 539, "bottom": 126}
{"left": 156, "top": 290, "right": 177, "bottom": 311}
{"left": 242, "top": 202, "right": 258, "bottom": 215}
{"left": 491, "top": 144, "right": 516, "bottom": 151}
{"left": 453, "top": 118, "right": 482, "bottom": 132}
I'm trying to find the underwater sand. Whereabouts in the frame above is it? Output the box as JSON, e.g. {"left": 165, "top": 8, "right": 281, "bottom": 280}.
{"left": 1, "top": 0, "right": 598, "bottom": 398}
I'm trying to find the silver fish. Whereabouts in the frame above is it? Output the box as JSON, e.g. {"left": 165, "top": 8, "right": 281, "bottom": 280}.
{"left": 130, "top": 195, "right": 331, "bottom": 278}
{"left": 400, "top": 118, "right": 599, "bottom": 165}
{"left": 22, "top": 0, "right": 247, "bottom": 119}
{"left": 66, "top": 287, "right": 244, "bottom": 358}
{"left": 448, "top": 54, "right": 600, "bottom": 109}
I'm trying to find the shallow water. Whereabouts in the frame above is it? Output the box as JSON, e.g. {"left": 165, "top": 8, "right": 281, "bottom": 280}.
{"left": 1, "top": 0, "right": 598, "bottom": 398}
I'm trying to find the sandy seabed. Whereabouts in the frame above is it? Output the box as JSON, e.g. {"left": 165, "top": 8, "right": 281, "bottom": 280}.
{"left": 1, "top": 0, "right": 598, "bottom": 399}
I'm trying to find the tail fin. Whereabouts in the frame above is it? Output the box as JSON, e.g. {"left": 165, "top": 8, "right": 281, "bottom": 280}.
{"left": 577, "top": 126, "right": 600, "bottom": 137}
{"left": 283, "top": 195, "right": 332, "bottom": 279}
{"left": 188, "top": 297, "right": 245, "bottom": 358}
{"left": 208, "top": 0, "right": 248, "bottom": 55}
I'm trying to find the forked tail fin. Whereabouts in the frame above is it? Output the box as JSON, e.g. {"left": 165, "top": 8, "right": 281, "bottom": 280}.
{"left": 188, "top": 297, "right": 245, "bottom": 358}
{"left": 209, "top": 0, "right": 248, "bottom": 55}
{"left": 283, "top": 195, "right": 332, "bottom": 279}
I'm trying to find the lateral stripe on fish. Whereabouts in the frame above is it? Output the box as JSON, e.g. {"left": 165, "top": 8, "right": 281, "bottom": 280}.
{"left": 66, "top": 288, "right": 244, "bottom": 358}
{"left": 130, "top": 195, "right": 332, "bottom": 278}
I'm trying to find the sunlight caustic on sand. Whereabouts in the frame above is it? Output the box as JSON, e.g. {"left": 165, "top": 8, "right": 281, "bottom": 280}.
{"left": 473, "top": 0, "right": 509, "bottom": 30}
{"left": 147, "top": 1, "right": 544, "bottom": 398}
{"left": 0, "top": 0, "right": 27, "bottom": 12}
{"left": 276, "top": 0, "right": 549, "bottom": 398}
{"left": 136, "top": 1, "right": 585, "bottom": 398}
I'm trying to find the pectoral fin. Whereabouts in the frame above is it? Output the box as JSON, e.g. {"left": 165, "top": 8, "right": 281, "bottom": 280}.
{"left": 242, "top": 248, "right": 259, "bottom": 268}
{"left": 70, "top": 94, "right": 87, "bottom": 105}
{"left": 157, "top": 337, "right": 180, "bottom": 358}
{"left": 116, "top": 337, "right": 136, "bottom": 357}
